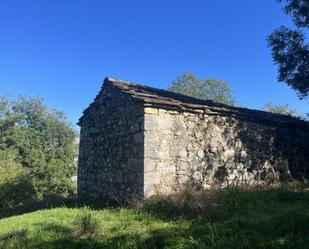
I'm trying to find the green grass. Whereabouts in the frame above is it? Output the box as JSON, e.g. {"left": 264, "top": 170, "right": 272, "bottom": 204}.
{"left": 0, "top": 189, "right": 309, "bottom": 249}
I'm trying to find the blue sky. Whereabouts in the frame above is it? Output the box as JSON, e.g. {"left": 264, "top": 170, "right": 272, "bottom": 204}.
{"left": 0, "top": 0, "right": 308, "bottom": 129}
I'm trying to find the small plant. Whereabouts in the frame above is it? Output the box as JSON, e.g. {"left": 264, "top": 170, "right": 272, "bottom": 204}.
{"left": 73, "top": 207, "right": 100, "bottom": 239}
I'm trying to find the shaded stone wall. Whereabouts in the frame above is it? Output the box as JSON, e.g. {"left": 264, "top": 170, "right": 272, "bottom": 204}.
{"left": 143, "top": 107, "right": 309, "bottom": 197}
{"left": 78, "top": 83, "right": 145, "bottom": 200}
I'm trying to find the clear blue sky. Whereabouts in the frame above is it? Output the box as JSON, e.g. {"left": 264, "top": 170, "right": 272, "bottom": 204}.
{"left": 1, "top": 0, "right": 308, "bottom": 129}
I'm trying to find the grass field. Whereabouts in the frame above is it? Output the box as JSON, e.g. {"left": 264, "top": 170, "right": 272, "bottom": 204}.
{"left": 0, "top": 188, "right": 309, "bottom": 249}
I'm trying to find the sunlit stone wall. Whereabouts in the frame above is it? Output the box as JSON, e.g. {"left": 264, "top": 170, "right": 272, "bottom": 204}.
{"left": 143, "top": 107, "right": 309, "bottom": 197}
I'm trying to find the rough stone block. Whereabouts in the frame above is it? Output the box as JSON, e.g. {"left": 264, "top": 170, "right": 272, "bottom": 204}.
{"left": 144, "top": 114, "right": 172, "bottom": 131}
{"left": 144, "top": 107, "right": 159, "bottom": 114}
{"left": 144, "top": 172, "right": 161, "bottom": 185}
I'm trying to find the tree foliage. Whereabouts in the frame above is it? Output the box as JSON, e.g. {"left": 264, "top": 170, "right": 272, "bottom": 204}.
{"left": 0, "top": 95, "right": 77, "bottom": 208}
{"left": 168, "top": 73, "right": 236, "bottom": 105}
{"left": 281, "top": 0, "right": 309, "bottom": 28}
{"left": 268, "top": 0, "right": 309, "bottom": 99}
{"left": 0, "top": 150, "right": 34, "bottom": 209}
{"left": 263, "top": 103, "right": 299, "bottom": 117}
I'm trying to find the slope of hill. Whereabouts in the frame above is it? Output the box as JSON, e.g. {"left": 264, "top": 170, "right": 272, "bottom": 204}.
{"left": 0, "top": 189, "right": 309, "bottom": 249}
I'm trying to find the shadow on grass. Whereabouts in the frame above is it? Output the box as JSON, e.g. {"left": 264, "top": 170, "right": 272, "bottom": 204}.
{"left": 1, "top": 189, "right": 309, "bottom": 249}
{"left": 1, "top": 210, "right": 309, "bottom": 248}
{"left": 2, "top": 214, "right": 308, "bottom": 249}
{"left": 0, "top": 194, "right": 121, "bottom": 219}
{"left": 139, "top": 189, "right": 309, "bottom": 248}
{"left": 0, "top": 220, "right": 200, "bottom": 249}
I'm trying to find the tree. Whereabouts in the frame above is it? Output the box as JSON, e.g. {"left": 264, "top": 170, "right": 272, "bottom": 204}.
{"left": 168, "top": 73, "right": 236, "bottom": 105}
{"left": 268, "top": 0, "right": 309, "bottom": 99}
{"left": 0, "top": 150, "right": 34, "bottom": 209}
{"left": 0, "top": 95, "right": 77, "bottom": 204}
{"left": 263, "top": 103, "right": 299, "bottom": 116}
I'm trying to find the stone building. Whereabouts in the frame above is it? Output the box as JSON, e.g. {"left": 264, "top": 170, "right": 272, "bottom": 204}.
{"left": 77, "top": 77, "right": 309, "bottom": 200}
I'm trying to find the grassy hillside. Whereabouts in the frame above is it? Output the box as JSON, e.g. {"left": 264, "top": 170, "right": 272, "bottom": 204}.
{"left": 0, "top": 189, "right": 309, "bottom": 249}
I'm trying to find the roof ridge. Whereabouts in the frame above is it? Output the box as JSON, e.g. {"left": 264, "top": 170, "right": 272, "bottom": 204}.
{"left": 105, "top": 77, "right": 137, "bottom": 86}
{"left": 78, "top": 77, "right": 309, "bottom": 128}
{"left": 105, "top": 76, "right": 221, "bottom": 105}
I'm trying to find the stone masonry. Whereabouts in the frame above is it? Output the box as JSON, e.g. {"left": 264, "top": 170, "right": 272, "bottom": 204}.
{"left": 78, "top": 77, "right": 309, "bottom": 200}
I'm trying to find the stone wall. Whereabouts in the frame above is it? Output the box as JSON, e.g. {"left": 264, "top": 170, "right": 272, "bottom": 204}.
{"left": 143, "top": 107, "right": 309, "bottom": 197}
{"left": 78, "top": 78, "right": 309, "bottom": 201}
{"left": 78, "top": 82, "right": 145, "bottom": 201}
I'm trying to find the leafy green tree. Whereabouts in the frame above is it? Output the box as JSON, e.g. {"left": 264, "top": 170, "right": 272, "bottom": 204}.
{"left": 263, "top": 103, "right": 299, "bottom": 116}
{"left": 0, "top": 95, "right": 77, "bottom": 203}
{"left": 268, "top": 0, "right": 309, "bottom": 99}
{"left": 168, "top": 73, "right": 236, "bottom": 105}
{"left": 0, "top": 150, "right": 34, "bottom": 209}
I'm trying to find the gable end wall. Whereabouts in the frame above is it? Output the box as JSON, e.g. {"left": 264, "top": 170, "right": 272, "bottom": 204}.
{"left": 78, "top": 83, "right": 145, "bottom": 200}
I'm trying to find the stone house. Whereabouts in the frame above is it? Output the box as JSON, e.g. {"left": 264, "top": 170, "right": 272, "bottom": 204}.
{"left": 77, "top": 77, "right": 309, "bottom": 200}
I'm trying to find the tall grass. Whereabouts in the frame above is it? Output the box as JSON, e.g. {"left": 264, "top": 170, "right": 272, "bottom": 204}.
{"left": 73, "top": 207, "right": 100, "bottom": 239}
